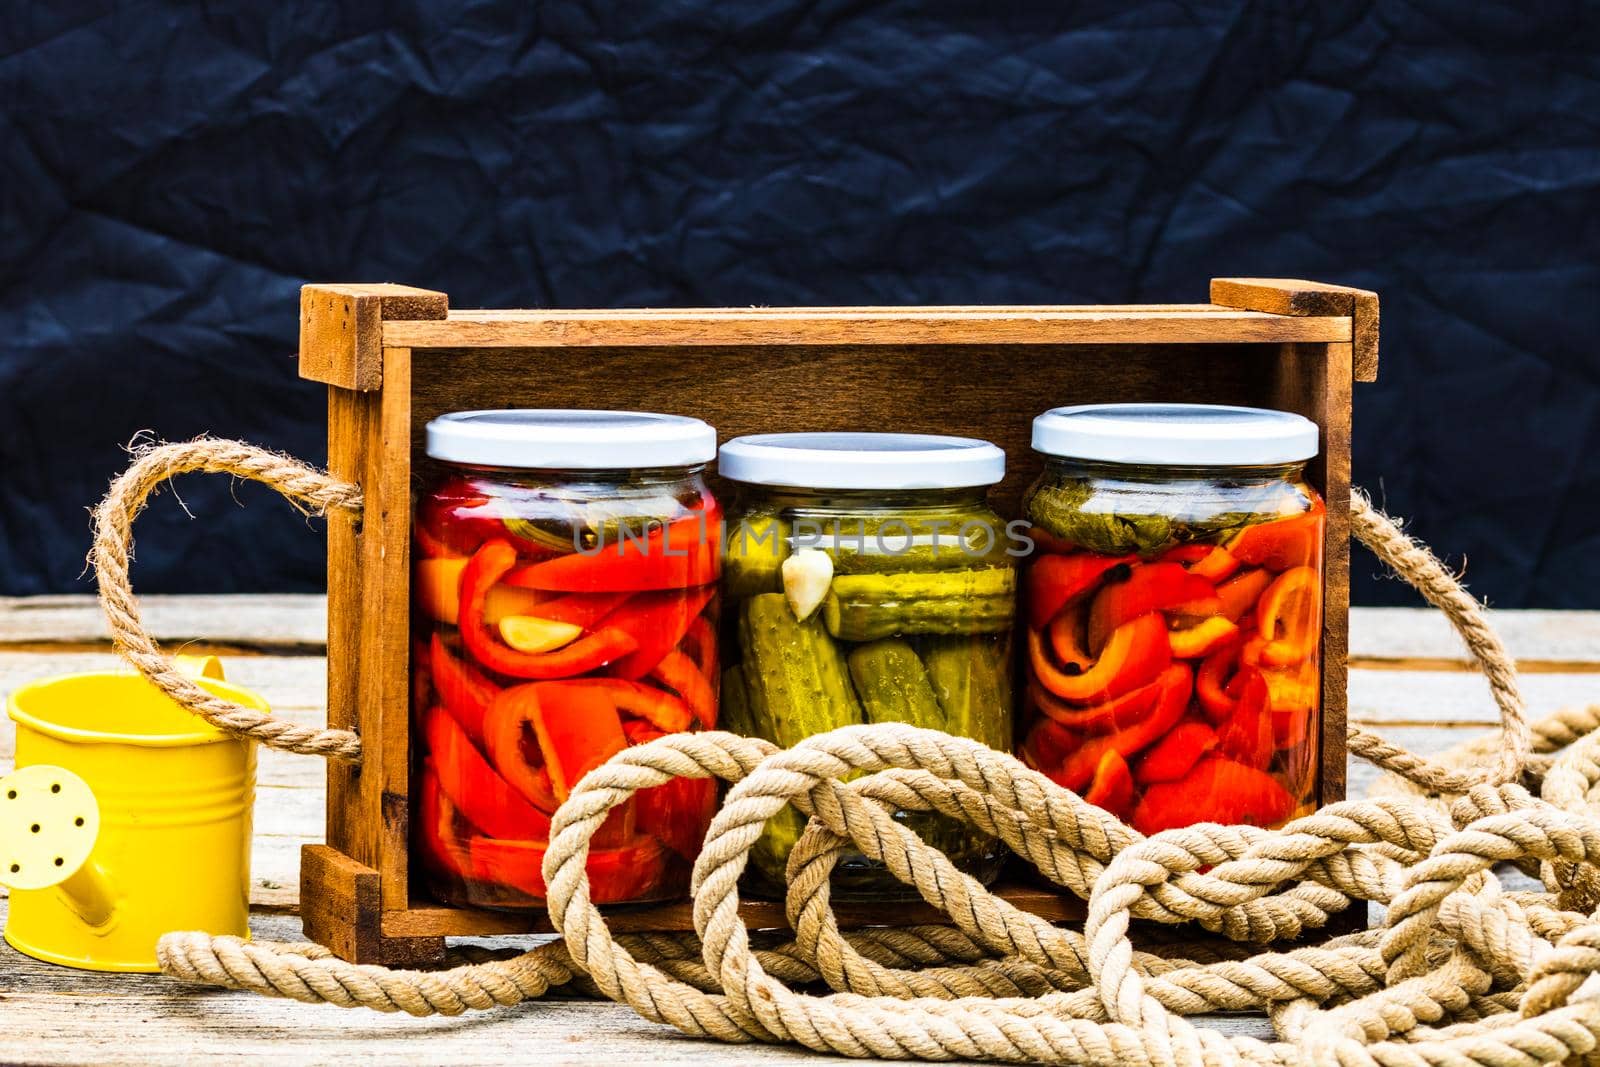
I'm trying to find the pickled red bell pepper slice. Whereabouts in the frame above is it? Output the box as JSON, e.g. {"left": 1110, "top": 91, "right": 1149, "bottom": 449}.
{"left": 684, "top": 615, "right": 717, "bottom": 679}
{"left": 415, "top": 520, "right": 457, "bottom": 560}
{"left": 1157, "top": 544, "right": 1213, "bottom": 565}
{"left": 503, "top": 512, "right": 721, "bottom": 592}
{"left": 1131, "top": 756, "right": 1294, "bottom": 834}
{"left": 624, "top": 719, "right": 666, "bottom": 745}
{"left": 1227, "top": 500, "right": 1325, "bottom": 572}
{"left": 418, "top": 476, "right": 568, "bottom": 560}
{"left": 650, "top": 649, "right": 716, "bottom": 729}
{"left": 1167, "top": 616, "right": 1239, "bottom": 658}
{"left": 1047, "top": 662, "right": 1193, "bottom": 791}
{"left": 1083, "top": 750, "right": 1134, "bottom": 817}
{"left": 468, "top": 835, "right": 668, "bottom": 903}
{"left": 460, "top": 541, "right": 638, "bottom": 678}
{"left": 1024, "top": 525, "right": 1081, "bottom": 555}
{"left": 1256, "top": 565, "right": 1321, "bottom": 666}
{"left": 1026, "top": 553, "right": 1135, "bottom": 630}
{"left": 635, "top": 775, "right": 718, "bottom": 860}
{"left": 1158, "top": 543, "right": 1240, "bottom": 583}
{"left": 602, "top": 587, "right": 716, "bottom": 680}
{"left": 431, "top": 634, "right": 500, "bottom": 744}
{"left": 526, "top": 682, "right": 629, "bottom": 800}
{"left": 1048, "top": 608, "right": 1094, "bottom": 672}
{"left": 1134, "top": 722, "right": 1218, "bottom": 784}
{"left": 527, "top": 591, "right": 633, "bottom": 629}
{"left": 482, "top": 685, "right": 561, "bottom": 813}
{"left": 1029, "top": 612, "right": 1171, "bottom": 705}
{"left": 539, "top": 677, "right": 694, "bottom": 734}
{"left": 1021, "top": 716, "right": 1080, "bottom": 775}
{"left": 421, "top": 705, "right": 551, "bottom": 840}
{"left": 1087, "top": 563, "right": 1222, "bottom": 651}
{"left": 1261, "top": 659, "right": 1319, "bottom": 748}
{"left": 1189, "top": 547, "right": 1240, "bottom": 582}
{"left": 1028, "top": 671, "right": 1161, "bottom": 733}
{"left": 1216, "top": 568, "right": 1274, "bottom": 622}
{"left": 416, "top": 760, "right": 474, "bottom": 880}
{"left": 1196, "top": 637, "right": 1242, "bottom": 722}
{"left": 1218, "top": 668, "right": 1273, "bottom": 770}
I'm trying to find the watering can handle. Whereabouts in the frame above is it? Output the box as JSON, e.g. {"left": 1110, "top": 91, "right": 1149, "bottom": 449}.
{"left": 91, "top": 437, "right": 365, "bottom": 763}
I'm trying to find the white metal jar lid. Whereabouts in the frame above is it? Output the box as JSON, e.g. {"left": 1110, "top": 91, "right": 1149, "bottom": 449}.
{"left": 1031, "top": 404, "right": 1319, "bottom": 466}
{"left": 718, "top": 432, "right": 1005, "bottom": 490}
{"left": 425, "top": 410, "right": 717, "bottom": 469}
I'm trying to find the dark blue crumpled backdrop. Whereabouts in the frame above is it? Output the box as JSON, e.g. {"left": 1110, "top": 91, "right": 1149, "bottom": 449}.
{"left": 2, "top": 2, "right": 1597, "bottom": 605}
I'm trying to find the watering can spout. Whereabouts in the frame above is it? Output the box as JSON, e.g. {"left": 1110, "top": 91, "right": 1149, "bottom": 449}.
{"left": 0, "top": 764, "right": 115, "bottom": 928}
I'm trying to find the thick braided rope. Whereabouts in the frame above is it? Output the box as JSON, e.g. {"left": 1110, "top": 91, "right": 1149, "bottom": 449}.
{"left": 152, "top": 710, "right": 1600, "bottom": 1062}
{"left": 1346, "top": 490, "right": 1529, "bottom": 792}
{"left": 108, "top": 448, "right": 1594, "bottom": 1062}
{"left": 91, "top": 438, "right": 364, "bottom": 759}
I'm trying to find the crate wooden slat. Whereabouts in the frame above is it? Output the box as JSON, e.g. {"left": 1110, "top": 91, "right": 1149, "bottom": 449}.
{"left": 381, "top": 307, "right": 1353, "bottom": 348}
{"left": 295, "top": 278, "right": 1375, "bottom": 963}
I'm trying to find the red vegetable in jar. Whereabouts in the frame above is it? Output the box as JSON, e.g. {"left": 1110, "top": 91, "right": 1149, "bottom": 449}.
{"left": 1018, "top": 404, "right": 1324, "bottom": 832}
{"left": 411, "top": 410, "right": 721, "bottom": 909}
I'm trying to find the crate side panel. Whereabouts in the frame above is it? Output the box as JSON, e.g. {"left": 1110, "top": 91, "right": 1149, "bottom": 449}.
{"left": 324, "top": 350, "right": 414, "bottom": 906}
{"left": 1268, "top": 342, "right": 1354, "bottom": 806}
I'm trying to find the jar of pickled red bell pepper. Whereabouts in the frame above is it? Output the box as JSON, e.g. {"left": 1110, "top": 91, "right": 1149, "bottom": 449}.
{"left": 718, "top": 433, "right": 1017, "bottom": 900}
{"left": 1019, "top": 404, "right": 1324, "bottom": 835}
{"left": 411, "top": 410, "right": 722, "bottom": 910}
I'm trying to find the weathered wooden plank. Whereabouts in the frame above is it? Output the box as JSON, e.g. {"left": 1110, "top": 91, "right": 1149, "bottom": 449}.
{"left": 0, "top": 594, "right": 327, "bottom": 650}
{"left": 0, "top": 901, "right": 1276, "bottom": 1064}
{"left": 10, "top": 599, "right": 1600, "bottom": 668}
{"left": 0, "top": 652, "right": 328, "bottom": 718}
{"left": 1347, "top": 607, "right": 1600, "bottom": 668}
{"left": 1349, "top": 669, "right": 1599, "bottom": 726}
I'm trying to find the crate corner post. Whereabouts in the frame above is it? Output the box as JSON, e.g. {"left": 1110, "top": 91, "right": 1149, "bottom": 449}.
{"left": 299, "top": 283, "right": 447, "bottom": 964}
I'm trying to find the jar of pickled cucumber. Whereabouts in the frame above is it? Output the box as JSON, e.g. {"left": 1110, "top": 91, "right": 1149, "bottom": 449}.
{"left": 1019, "top": 404, "right": 1324, "bottom": 834}
{"left": 411, "top": 410, "right": 721, "bottom": 910}
{"left": 718, "top": 433, "right": 1016, "bottom": 900}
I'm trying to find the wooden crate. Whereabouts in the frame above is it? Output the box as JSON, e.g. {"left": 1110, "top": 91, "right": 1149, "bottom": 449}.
{"left": 295, "top": 278, "right": 1378, "bottom": 965}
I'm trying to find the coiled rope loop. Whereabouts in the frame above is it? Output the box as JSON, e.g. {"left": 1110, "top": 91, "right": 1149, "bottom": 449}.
{"left": 83, "top": 437, "right": 1599, "bottom": 1065}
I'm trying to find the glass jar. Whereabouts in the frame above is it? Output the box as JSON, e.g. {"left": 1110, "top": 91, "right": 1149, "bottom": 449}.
{"left": 411, "top": 410, "right": 721, "bottom": 910}
{"left": 717, "top": 433, "right": 1016, "bottom": 900}
{"left": 1019, "top": 404, "right": 1324, "bottom": 834}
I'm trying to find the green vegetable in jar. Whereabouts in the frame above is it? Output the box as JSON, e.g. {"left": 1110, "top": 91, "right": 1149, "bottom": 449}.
{"left": 921, "top": 634, "right": 1012, "bottom": 752}
{"left": 1025, "top": 474, "right": 1298, "bottom": 556}
{"left": 822, "top": 568, "right": 1016, "bottom": 642}
{"left": 738, "top": 593, "right": 863, "bottom": 746}
{"left": 847, "top": 639, "right": 947, "bottom": 731}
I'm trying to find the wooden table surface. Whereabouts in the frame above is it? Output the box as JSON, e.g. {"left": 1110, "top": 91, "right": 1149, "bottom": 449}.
{"left": 0, "top": 595, "right": 1592, "bottom": 1065}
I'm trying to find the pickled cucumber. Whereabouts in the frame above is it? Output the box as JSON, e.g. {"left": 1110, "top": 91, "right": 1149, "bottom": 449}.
{"left": 847, "top": 639, "right": 947, "bottom": 731}
{"left": 823, "top": 567, "right": 1016, "bottom": 642}
{"left": 806, "top": 508, "right": 1014, "bottom": 574}
{"left": 720, "top": 663, "right": 755, "bottom": 737}
{"left": 735, "top": 596, "right": 857, "bottom": 886}
{"left": 729, "top": 658, "right": 806, "bottom": 880}
{"left": 922, "top": 635, "right": 1013, "bottom": 751}
{"left": 738, "top": 593, "right": 863, "bottom": 748}
{"left": 724, "top": 514, "right": 790, "bottom": 598}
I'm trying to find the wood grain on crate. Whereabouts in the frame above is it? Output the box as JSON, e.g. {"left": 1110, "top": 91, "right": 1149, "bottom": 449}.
{"left": 0, "top": 596, "right": 1594, "bottom": 1064}
{"left": 381, "top": 306, "right": 1354, "bottom": 348}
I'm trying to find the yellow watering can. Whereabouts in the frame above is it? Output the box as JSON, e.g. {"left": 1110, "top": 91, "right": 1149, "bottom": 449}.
{"left": 0, "top": 656, "right": 261, "bottom": 972}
